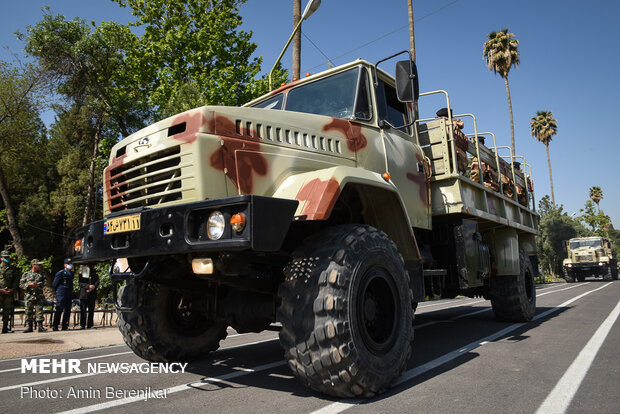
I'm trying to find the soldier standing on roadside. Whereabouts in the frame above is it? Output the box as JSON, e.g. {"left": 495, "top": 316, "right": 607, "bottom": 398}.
{"left": 0, "top": 250, "right": 19, "bottom": 333}
{"left": 52, "top": 258, "right": 74, "bottom": 331}
{"left": 78, "top": 266, "right": 99, "bottom": 329}
{"left": 20, "top": 259, "right": 48, "bottom": 333}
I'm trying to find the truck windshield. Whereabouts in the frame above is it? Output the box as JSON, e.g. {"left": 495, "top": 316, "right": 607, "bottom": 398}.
{"left": 570, "top": 239, "right": 602, "bottom": 249}
{"left": 285, "top": 67, "right": 360, "bottom": 119}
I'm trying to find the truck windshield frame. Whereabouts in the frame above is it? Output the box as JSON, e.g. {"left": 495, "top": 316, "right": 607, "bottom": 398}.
{"left": 570, "top": 239, "right": 602, "bottom": 249}
{"left": 285, "top": 67, "right": 361, "bottom": 119}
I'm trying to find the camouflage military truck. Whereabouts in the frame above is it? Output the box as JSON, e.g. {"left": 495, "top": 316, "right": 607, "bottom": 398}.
{"left": 71, "top": 51, "right": 539, "bottom": 398}
{"left": 563, "top": 236, "right": 618, "bottom": 282}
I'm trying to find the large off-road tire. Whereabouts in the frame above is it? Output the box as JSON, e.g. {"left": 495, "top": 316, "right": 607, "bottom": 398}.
{"left": 489, "top": 250, "right": 536, "bottom": 322}
{"left": 564, "top": 268, "right": 575, "bottom": 283}
{"left": 117, "top": 279, "right": 227, "bottom": 362}
{"left": 603, "top": 266, "right": 613, "bottom": 281}
{"left": 278, "top": 225, "right": 413, "bottom": 398}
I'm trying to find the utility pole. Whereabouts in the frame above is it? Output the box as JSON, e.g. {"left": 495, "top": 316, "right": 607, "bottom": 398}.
{"left": 292, "top": 0, "right": 301, "bottom": 80}
{"left": 407, "top": 0, "right": 416, "bottom": 60}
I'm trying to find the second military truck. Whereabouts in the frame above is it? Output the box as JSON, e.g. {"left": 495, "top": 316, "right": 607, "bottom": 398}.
{"left": 72, "top": 51, "right": 539, "bottom": 398}
{"left": 563, "top": 236, "right": 618, "bottom": 282}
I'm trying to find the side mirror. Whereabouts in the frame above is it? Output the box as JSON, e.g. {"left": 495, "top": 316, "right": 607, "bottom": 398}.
{"left": 395, "top": 60, "right": 419, "bottom": 103}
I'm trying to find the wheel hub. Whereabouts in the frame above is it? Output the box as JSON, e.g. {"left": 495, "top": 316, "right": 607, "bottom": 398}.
{"left": 357, "top": 267, "right": 400, "bottom": 356}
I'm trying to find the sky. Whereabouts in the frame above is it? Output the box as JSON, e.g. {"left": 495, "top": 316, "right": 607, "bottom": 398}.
{"left": 1, "top": 0, "right": 618, "bottom": 227}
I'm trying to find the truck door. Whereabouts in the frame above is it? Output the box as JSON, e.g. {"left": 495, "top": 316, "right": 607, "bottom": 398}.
{"left": 376, "top": 78, "right": 431, "bottom": 230}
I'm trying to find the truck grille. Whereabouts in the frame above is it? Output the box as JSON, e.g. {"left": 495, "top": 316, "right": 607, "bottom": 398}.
{"left": 107, "top": 146, "right": 183, "bottom": 212}
{"left": 576, "top": 254, "right": 593, "bottom": 262}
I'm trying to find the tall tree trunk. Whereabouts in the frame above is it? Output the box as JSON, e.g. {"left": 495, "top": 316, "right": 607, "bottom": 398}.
{"left": 292, "top": 0, "right": 301, "bottom": 80}
{"left": 504, "top": 76, "right": 516, "bottom": 158}
{"left": 0, "top": 165, "right": 25, "bottom": 255}
{"left": 545, "top": 142, "right": 555, "bottom": 208}
{"left": 82, "top": 120, "right": 102, "bottom": 226}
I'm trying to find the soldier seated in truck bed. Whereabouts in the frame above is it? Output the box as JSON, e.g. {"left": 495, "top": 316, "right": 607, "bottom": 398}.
{"left": 436, "top": 107, "right": 469, "bottom": 175}
{"left": 469, "top": 136, "right": 499, "bottom": 191}
{"left": 513, "top": 162, "right": 527, "bottom": 206}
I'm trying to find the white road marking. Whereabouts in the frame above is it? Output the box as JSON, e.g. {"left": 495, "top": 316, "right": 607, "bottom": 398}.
{"left": 310, "top": 282, "right": 613, "bottom": 414}
{"left": 417, "top": 298, "right": 483, "bottom": 309}
{"left": 536, "top": 282, "right": 590, "bottom": 297}
{"left": 415, "top": 282, "right": 585, "bottom": 330}
{"left": 0, "top": 337, "right": 278, "bottom": 392}
{"left": 535, "top": 296, "right": 620, "bottom": 414}
{"left": 0, "top": 372, "right": 96, "bottom": 392}
{"left": 0, "top": 344, "right": 128, "bottom": 364}
{"left": 57, "top": 360, "right": 287, "bottom": 414}
{"left": 0, "top": 351, "right": 133, "bottom": 374}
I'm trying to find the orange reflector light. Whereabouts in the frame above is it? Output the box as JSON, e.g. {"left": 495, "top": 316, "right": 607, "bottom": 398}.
{"left": 305, "top": 72, "right": 311, "bottom": 77}
{"left": 230, "top": 213, "right": 246, "bottom": 233}
{"left": 382, "top": 172, "right": 391, "bottom": 181}
{"left": 292, "top": 77, "right": 298, "bottom": 81}
{"left": 281, "top": 82, "right": 286, "bottom": 87}
{"left": 74, "top": 240, "right": 83, "bottom": 253}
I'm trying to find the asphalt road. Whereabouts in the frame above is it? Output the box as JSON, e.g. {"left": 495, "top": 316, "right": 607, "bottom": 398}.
{"left": 1, "top": 280, "right": 618, "bottom": 414}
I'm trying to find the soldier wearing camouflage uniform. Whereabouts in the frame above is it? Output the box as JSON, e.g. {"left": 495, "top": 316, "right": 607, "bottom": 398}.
{"left": 19, "top": 259, "right": 47, "bottom": 333}
{"left": 0, "top": 250, "right": 19, "bottom": 333}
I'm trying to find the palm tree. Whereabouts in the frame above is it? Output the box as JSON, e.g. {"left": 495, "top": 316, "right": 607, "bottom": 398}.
{"left": 483, "top": 28, "right": 520, "bottom": 157}
{"left": 530, "top": 111, "right": 558, "bottom": 207}
{"left": 589, "top": 186, "right": 603, "bottom": 213}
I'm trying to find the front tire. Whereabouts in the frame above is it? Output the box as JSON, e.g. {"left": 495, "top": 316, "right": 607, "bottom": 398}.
{"left": 489, "top": 250, "right": 536, "bottom": 322}
{"left": 278, "top": 225, "right": 413, "bottom": 398}
{"left": 117, "top": 279, "right": 227, "bottom": 362}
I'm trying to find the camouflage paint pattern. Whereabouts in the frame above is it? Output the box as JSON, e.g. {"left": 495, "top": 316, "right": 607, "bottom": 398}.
{"left": 101, "top": 59, "right": 537, "bottom": 258}
{"left": 19, "top": 270, "right": 46, "bottom": 323}
{"left": 563, "top": 236, "right": 615, "bottom": 268}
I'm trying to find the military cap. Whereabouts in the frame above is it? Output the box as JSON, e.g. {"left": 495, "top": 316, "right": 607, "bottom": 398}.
{"left": 436, "top": 107, "right": 453, "bottom": 118}
{"left": 1, "top": 250, "right": 10, "bottom": 257}
{"left": 31, "top": 259, "right": 44, "bottom": 266}
{"left": 513, "top": 161, "right": 521, "bottom": 169}
{"left": 64, "top": 258, "right": 72, "bottom": 264}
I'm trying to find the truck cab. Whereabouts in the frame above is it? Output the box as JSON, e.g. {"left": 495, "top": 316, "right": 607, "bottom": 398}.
{"left": 563, "top": 236, "right": 618, "bottom": 282}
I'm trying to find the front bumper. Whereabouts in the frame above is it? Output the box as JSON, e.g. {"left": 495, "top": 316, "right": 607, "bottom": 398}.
{"left": 71, "top": 195, "right": 298, "bottom": 264}
{"left": 564, "top": 262, "right": 607, "bottom": 271}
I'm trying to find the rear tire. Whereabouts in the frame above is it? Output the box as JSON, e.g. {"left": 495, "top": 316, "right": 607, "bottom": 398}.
{"left": 490, "top": 250, "right": 536, "bottom": 322}
{"left": 117, "top": 279, "right": 227, "bottom": 362}
{"left": 603, "top": 266, "right": 613, "bottom": 281}
{"left": 278, "top": 224, "right": 413, "bottom": 398}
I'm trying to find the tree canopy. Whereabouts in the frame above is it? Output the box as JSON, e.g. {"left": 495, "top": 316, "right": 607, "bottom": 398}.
{"left": 483, "top": 28, "right": 520, "bottom": 158}
{"left": 0, "top": 1, "right": 286, "bottom": 300}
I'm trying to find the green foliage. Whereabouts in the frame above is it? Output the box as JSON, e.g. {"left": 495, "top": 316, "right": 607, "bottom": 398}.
{"left": 530, "top": 111, "right": 557, "bottom": 146}
{"left": 1, "top": 1, "right": 284, "bottom": 289}
{"left": 588, "top": 186, "right": 603, "bottom": 211}
{"left": 536, "top": 195, "right": 587, "bottom": 276}
{"left": 579, "top": 199, "right": 609, "bottom": 235}
{"left": 115, "top": 0, "right": 264, "bottom": 117}
{"left": 95, "top": 262, "right": 113, "bottom": 302}
{"left": 8, "top": 252, "right": 53, "bottom": 275}
{"left": 483, "top": 28, "right": 520, "bottom": 79}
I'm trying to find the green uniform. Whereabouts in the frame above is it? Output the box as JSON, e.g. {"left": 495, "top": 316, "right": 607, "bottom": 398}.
{"left": 0, "top": 263, "right": 19, "bottom": 323}
{"left": 20, "top": 270, "right": 46, "bottom": 323}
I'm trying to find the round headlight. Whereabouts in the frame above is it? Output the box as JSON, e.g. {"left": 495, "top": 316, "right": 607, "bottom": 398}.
{"left": 207, "top": 211, "right": 225, "bottom": 240}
